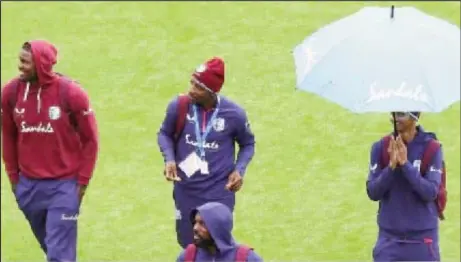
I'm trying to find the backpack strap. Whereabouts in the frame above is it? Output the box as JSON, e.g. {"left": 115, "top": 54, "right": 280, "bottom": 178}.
{"left": 57, "top": 76, "right": 71, "bottom": 112}
{"left": 184, "top": 244, "right": 197, "bottom": 262}
{"left": 437, "top": 175, "right": 447, "bottom": 220}
{"left": 420, "top": 139, "right": 441, "bottom": 175}
{"left": 420, "top": 139, "right": 446, "bottom": 220}
{"left": 56, "top": 75, "right": 79, "bottom": 129}
{"left": 379, "top": 135, "right": 392, "bottom": 169}
{"left": 58, "top": 77, "right": 72, "bottom": 114}
{"left": 174, "top": 94, "right": 191, "bottom": 142}
{"left": 235, "top": 245, "right": 253, "bottom": 262}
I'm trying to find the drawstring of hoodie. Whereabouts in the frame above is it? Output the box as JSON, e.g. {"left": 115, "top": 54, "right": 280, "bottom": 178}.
{"left": 37, "top": 87, "right": 42, "bottom": 113}
{"left": 23, "top": 82, "right": 42, "bottom": 113}
{"left": 23, "top": 82, "right": 29, "bottom": 102}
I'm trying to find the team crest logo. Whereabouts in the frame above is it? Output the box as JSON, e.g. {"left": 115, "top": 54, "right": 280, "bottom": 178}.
{"left": 48, "top": 106, "right": 61, "bottom": 120}
{"left": 212, "top": 118, "right": 225, "bottom": 132}
{"left": 196, "top": 64, "right": 207, "bottom": 73}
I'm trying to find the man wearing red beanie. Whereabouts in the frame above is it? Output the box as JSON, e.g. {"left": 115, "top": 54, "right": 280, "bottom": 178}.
{"left": 157, "top": 57, "right": 256, "bottom": 248}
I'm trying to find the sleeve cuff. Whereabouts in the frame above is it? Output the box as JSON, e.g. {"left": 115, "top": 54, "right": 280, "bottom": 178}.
{"left": 78, "top": 175, "right": 90, "bottom": 185}
{"left": 380, "top": 166, "right": 395, "bottom": 182}
{"left": 401, "top": 161, "right": 415, "bottom": 174}
{"left": 236, "top": 166, "right": 246, "bottom": 177}
{"left": 165, "top": 150, "right": 175, "bottom": 163}
{"left": 8, "top": 172, "right": 19, "bottom": 184}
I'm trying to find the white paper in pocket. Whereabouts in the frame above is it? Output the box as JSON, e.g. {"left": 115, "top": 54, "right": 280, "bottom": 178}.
{"left": 178, "top": 152, "right": 201, "bottom": 178}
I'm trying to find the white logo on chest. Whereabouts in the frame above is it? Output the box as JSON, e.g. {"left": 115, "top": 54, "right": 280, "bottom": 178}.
{"left": 185, "top": 134, "right": 219, "bottom": 150}
{"left": 15, "top": 107, "right": 25, "bottom": 115}
{"left": 212, "top": 118, "right": 225, "bottom": 132}
{"left": 48, "top": 106, "right": 61, "bottom": 120}
{"left": 20, "top": 121, "right": 54, "bottom": 133}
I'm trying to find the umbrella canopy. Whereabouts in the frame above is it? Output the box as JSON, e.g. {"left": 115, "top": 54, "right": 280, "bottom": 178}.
{"left": 293, "top": 6, "right": 460, "bottom": 113}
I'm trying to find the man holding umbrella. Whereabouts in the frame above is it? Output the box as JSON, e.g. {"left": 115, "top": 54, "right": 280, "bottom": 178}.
{"left": 292, "top": 6, "right": 458, "bottom": 261}
{"left": 366, "top": 111, "right": 445, "bottom": 261}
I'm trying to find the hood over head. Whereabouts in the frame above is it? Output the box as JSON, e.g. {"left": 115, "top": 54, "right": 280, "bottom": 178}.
{"left": 191, "top": 202, "right": 236, "bottom": 252}
{"left": 21, "top": 40, "right": 59, "bottom": 113}
{"left": 27, "top": 39, "right": 58, "bottom": 87}
{"left": 415, "top": 125, "right": 438, "bottom": 142}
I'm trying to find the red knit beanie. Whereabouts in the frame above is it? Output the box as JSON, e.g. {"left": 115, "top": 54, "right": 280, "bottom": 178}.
{"left": 192, "top": 57, "right": 225, "bottom": 93}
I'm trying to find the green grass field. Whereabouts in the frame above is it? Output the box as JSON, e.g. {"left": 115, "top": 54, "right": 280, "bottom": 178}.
{"left": 1, "top": 1, "right": 460, "bottom": 261}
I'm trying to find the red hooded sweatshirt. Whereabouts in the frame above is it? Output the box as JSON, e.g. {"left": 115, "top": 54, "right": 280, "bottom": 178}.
{"left": 1, "top": 40, "right": 99, "bottom": 185}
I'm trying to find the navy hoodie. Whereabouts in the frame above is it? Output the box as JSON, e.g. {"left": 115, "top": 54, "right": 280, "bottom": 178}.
{"left": 366, "top": 126, "right": 443, "bottom": 234}
{"left": 176, "top": 202, "right": 263, "bottom": 262}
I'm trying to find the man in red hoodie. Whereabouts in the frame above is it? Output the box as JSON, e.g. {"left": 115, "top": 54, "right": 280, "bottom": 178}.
{"left": 1, "top": 40, "right": 99, "bottom": 261}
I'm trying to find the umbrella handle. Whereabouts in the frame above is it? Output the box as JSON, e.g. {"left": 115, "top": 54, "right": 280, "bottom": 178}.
{"left": 392, "top": 112, "right": 398, "bottom": 138}
{"left": 390, "top": 5, "right": 395, "bottom": 19}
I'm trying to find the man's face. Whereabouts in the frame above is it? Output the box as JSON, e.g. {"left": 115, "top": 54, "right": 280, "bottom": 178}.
{"left": 391, "top": 112, "right": 415, "bottom": 132}
{"left": 188, "top": 79, "right": 213, "bottom": 105}
{"left": 18, "top": 48, "right": 36, "bottom": 81}
{"left": 193, "top": 213, "right": 213, "bottom": 247}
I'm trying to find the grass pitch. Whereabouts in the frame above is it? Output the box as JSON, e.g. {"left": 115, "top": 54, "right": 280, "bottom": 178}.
{"left": 1, "top": 1, "right": 460, "bottom": 261}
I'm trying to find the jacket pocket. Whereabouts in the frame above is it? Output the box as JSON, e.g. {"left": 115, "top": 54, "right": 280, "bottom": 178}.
{"left": 373, "top": 238, "right": 394, "bottom": 259}
{"left": 424, "top": 238, "right": 439, "bottom": 261}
